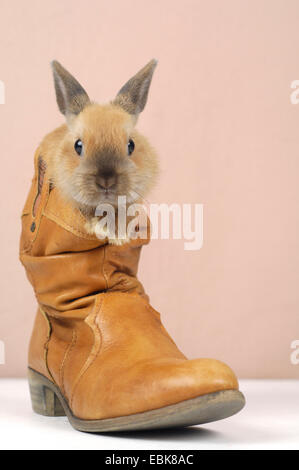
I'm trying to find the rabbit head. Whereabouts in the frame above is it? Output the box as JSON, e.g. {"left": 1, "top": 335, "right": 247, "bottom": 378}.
{"left": 49, "top": 59, "right": 159, "bottom": 210}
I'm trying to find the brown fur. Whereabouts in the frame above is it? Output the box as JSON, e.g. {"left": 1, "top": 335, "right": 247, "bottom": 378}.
{"left": 41, "top": 60, "right": 159, "bottom": 242}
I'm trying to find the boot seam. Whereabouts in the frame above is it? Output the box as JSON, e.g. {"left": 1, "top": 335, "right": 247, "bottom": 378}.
{"left": 59, "top": 328, "right": 77, "bottom": 397}
{"left": 39, "top": 306, "right": 55, "bottom": 384}
{"left": 102, "top": 245, "right": 109, "bottom": 291}
{"left": 69, "top": 296, "right": 104, "bottom": 409}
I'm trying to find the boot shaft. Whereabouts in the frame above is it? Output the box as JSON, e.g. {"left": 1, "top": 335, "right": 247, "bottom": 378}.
{"left": 20, "top": 147, "right": 149, "bottom": 320}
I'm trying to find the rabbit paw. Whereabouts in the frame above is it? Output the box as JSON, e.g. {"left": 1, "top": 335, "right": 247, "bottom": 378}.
{"left": 108, "top": 235, "right": 131, "bottom": 246}
{"left": 85, "top": 217, "right": 131, "bottom": 245}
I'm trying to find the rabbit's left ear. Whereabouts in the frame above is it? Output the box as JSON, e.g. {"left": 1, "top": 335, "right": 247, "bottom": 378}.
{"left": 51, "top": 60, "right": 90, "bottom": 116}
{"left": 113, "top": 59, "right": 157, "bottom": 117}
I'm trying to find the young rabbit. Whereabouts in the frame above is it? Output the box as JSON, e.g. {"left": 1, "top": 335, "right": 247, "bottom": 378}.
{"left": 42, "top": 59, "right": 159, "bottom": 244}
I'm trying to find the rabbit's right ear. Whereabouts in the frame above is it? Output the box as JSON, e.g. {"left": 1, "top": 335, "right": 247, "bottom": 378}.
{"left": 112, "top": 59, "right": 158, "bottom": 118}
{"left": 51, "top": 60, "right": 90, "bottom": 116}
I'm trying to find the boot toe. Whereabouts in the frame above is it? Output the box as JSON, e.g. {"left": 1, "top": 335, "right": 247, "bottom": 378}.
{"left": 138, "top": 357, "right": 239, "bottom": 411}
{"left": 71, "top": 356, "right": 239, "bottom": 420}
{"left": 186, "top": 358, "right": 239, "bottom": 395}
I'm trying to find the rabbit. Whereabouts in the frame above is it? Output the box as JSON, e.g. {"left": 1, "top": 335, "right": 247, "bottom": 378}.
{"left": 41, "top": 59, "right": 159, "bottom": 244}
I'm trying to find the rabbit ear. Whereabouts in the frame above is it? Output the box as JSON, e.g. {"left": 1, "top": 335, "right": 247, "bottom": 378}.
{"left": 113, "top": 59, "right": 157, "bottom": 116}
{"left": 51, "top": 60, "right": 90, "bottom": 116}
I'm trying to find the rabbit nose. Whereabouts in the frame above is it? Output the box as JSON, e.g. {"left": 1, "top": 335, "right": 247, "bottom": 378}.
{"left": 96, "top": 172, "right": 117, "bottom": 190}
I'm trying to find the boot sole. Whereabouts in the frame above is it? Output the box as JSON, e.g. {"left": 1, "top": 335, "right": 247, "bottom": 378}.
{"left": 28, "top": 367, "right": 245, "bottom": 432}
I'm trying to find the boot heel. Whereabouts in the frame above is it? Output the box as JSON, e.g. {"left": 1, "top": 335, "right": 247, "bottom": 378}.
{"left": 28, "top": 368, "right": 66, "bottom": 417}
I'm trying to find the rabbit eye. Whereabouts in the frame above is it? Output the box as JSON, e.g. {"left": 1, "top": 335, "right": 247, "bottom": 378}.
{"left": 74, "top": 139, "right": 83, "bottom": 156}
{"left": 127, "top": 139, "right": 135, "bottom": 156}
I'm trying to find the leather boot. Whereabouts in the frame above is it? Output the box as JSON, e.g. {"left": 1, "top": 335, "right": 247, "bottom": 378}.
{"left": 20, "top": 149, "right": 245, "bottom": 432}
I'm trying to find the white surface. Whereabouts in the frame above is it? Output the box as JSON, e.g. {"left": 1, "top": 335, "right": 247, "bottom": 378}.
{"left": 0, "top": 379, "right": 298, "bottom": 450}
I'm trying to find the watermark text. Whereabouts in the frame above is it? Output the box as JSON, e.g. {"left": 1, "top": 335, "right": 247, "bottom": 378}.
{"left": 95, "top": 197, "right": 203, "bottom": 251}
{"left": 290, "top": 339, "right": 299, "bottom": 365}
{"left": 0, "top": 81, "right": 4, "bottom": 104}
{"left": 0, "top": 340, "right": 5, "bottom": 365}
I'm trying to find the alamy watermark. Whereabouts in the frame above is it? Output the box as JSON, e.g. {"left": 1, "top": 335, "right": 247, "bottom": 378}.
{"left": 0, "top": 80, "right": 4, "bottom": 104}
{"left": 290, "top": 339, "right": 299, "bottom": 365}
{"left": 0, "top": 340, "right": 5, "bottom": 365}
{"left": 94, "top": 197, "right": 203, "bottom": 251}
{"left": 290, "top": 80, "right": 299, "bottom": 104}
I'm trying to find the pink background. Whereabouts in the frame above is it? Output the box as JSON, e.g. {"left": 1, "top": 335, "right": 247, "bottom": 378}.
{"left": 0, "top": 0, "right": 298, "bottom": 378}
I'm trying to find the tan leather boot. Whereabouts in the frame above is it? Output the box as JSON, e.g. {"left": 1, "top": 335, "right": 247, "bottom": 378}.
{"left": 20, "top": 150, "right": 245, "bottom": 432}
